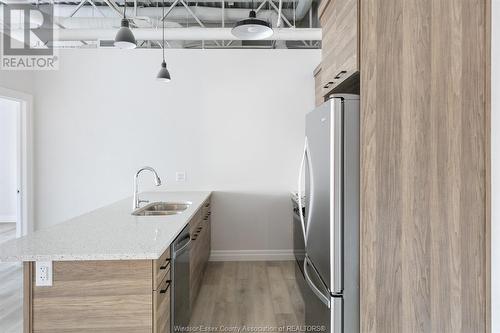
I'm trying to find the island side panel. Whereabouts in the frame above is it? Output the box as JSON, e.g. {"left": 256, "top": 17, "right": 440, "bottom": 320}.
{"left": 24, "top": 260, "right": 153, "bottom": 333}
{"left": 23, "top": 262, "right": 33, "bottom": 333}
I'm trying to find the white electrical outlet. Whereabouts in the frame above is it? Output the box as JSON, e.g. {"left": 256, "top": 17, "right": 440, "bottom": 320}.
{"left": 36, "top": 261, "right": 53, "bottom": 286}
{"left": 176, "top": 171, "right": 186, "bottom": 182}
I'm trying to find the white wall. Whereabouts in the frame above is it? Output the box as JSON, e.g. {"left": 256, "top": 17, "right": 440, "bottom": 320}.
{"left": 0, "top": 98, "right": 19, "bottom": 222}
{"left": 0, "top": 71, "right": 34, "bottom": 95}
{"left": 32, "top": 48, "right": 320, "bottom": 256}
{"left": 492, "top": 1, "right": 499, "bottom": 331}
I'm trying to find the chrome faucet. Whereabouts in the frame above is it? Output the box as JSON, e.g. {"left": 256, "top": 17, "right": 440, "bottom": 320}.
{"left": 133, "top": 166, "right": 162, "bottom": 210}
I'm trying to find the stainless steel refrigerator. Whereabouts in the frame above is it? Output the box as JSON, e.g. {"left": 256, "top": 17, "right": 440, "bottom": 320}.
{"left": 297, "top": 94, "right": 359, "bottom": 333}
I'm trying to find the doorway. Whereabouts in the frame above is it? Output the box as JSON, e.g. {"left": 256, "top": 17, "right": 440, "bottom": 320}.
{"left": 0, "top": 98, "right": 21, "bottom": 240}
{"left": 0, "top": 87, "right": 33, "bottom": 239}
{"left": 0, "top": 87, "right": 33, "bottom": 333}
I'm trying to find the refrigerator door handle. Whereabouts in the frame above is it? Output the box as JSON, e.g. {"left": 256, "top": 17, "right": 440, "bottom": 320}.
{"left": 303, "top": 256, "right": 331, "bottom": 309}
{"left": 304, "top": 138, "right": 314, "bottom": 240}
{"left": 297, "top": 137, "right": 308, "bottom": 245}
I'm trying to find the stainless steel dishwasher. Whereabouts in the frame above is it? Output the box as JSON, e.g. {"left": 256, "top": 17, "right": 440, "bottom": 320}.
{"left": 171, "top": 225, "right": 191, "bottom": 332}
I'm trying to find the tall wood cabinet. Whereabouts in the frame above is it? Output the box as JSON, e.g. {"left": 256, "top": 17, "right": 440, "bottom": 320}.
{"left": 359, "top": 0, "right": 490, "bottom": 332}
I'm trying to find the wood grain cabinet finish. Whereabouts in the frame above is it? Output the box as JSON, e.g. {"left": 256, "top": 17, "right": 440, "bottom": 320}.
{"left": 318, "top": 0, "right": 358, "bottom": 95}
{"left": 154, "top": 273, "right": 171, "bottom": 333}
{"left": 23, "top": 248, "right": 173, "bottom": 332}
{"left": 153, "top": 246, "right": 171, "bottom": 290}
{"left": 313, "top": 64, "right": 324, "bottom": 107}
{"left": 360, "top": 0, "right": 490, "bottom": 332}
{"left": 25, "top": 260, "right": 155, "bottom": 333}
{"left": 189, "top": 199, "right": 211, "bottom": 308}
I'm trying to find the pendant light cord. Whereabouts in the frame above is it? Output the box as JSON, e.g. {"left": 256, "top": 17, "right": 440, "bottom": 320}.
{"left": 124, "top": 0, "right": 127, "bottom": 19}
{"left": 162, "top": 0, "right": 165, "bottom": 62}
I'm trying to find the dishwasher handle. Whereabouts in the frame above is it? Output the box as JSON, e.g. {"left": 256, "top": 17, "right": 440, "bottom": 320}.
{"left": 173, "top": 234, "right": 191, "bottom": 258}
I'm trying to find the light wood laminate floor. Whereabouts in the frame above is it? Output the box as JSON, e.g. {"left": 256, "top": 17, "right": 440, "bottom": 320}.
{"left": 190, "top": 261, "right": 305, "bottom": 332}
{"left": 0, "top": 223, "right": 23, "bottom": 333}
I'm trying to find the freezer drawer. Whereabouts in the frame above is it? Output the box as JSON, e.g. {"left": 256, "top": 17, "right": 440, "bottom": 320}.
{"left": 293, "top": 200, "right": 306, "bottom": 276}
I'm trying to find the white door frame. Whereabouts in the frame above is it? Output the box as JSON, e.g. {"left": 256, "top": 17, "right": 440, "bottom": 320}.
{"left": 0, "top": 86, "right": 34, "bottom": 237}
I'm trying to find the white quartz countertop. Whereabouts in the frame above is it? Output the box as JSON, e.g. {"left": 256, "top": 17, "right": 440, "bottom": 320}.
{"left": 0, "top": 191, "right": 211, "bottom": 262}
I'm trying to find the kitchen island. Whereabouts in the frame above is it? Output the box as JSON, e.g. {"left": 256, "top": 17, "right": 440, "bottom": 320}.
{"left": 0, "top": 191, "right": 212, "bottom": 333}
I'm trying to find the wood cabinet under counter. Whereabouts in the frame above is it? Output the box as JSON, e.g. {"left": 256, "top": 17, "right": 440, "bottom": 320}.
{"left": 9, "top": 192, "right": 213, "bottom": 333}
{"left": 23, "top": 251, "right": 175, "bottom": 333}
{"left": 24, "top": 260, "right": 159, "bottom": 333}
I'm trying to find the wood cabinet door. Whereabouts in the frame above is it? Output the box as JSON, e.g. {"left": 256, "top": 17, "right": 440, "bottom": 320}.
{"left": 199, "top": 215, "right": 211, "bottom": 270}
{"left": 314, "top": 64, "right": 324, "bottom": 107}
{"left": 188, "top": 199, "right": 211, "bottom": 309}
{"left": 189, "top": 220, "right": 204, "bottom": 308}
{"left": 319, "top": 0, "right": 358, "bottom": 95}
{"left": 189, "top": 211, "right": 211, "bottom": 308}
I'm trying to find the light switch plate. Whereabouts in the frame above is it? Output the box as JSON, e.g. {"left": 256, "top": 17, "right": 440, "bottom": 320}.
{"left": 35, "top": 261, "right": 53, "bottom": 286}
{"left": 176, "top": 171, "right": 186, "bottom": 182}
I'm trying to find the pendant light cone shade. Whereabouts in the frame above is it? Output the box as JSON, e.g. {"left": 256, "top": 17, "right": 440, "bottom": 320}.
{"left": 156, "top": 61, "right": 171, "bottom": 82}
{"left": 231, "top": 10, "right": 273, "bottom": 40}
{"left": 114, "top": 18, "right": 136, "bottom": 49}
{"left": 156, "top": 0, "right": 171, "bottom": 82}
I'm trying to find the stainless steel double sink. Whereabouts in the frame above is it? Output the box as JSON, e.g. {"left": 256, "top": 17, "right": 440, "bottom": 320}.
{"left": 132, "top": 201, "right": 191, "bottom": 216}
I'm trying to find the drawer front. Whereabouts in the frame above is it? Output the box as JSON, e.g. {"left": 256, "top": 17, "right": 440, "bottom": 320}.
{"left": 153, "top": 247, "right": 171, "bottom": 290}
{"left": 201, "top": 199, "right": 211, "bottom": 218}
{"left": 320, "top": 0, "right": 358, "bottom": 94}
{"left": 189, "top": 217, "right": 210, "bottom": 307}
{"left": 189, "top": 208, "right": 203, "bottom": 235}
{"left": 200, "top": 216, "right": 211, "bottom": 268}
{"left": 153, "top": 274, "right": 171, "bottom": 333}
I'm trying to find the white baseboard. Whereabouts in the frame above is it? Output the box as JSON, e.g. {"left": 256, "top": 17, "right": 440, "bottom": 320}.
{"left": 209, "top": 249, "right": 295, "bottom": 262}
{"left": 0, "top": 215, "right": 16, "bottom": 223}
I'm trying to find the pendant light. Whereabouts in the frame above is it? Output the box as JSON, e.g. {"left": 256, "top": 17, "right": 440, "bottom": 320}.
{"left": 114, "top": 1, "right": 136, "bottom": 49}
{"left": 156, "top": 0, "right": 171, "bottom": 82}
{"left": 231, "top": 0, "right": 273, "bottom": 40}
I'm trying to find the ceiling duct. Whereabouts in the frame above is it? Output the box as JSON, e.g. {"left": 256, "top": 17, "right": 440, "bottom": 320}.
{"left": 49, "top": 27, "right": 321, "bottom": 41}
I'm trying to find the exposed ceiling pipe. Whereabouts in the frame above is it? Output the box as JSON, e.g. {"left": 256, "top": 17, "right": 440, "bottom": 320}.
{"left": 1, "top": 5, "right": 286, "bottom": 30}
{"left": 294, "top": 0, "right": 312, "bottom": 20}
{"left": 1, "top": 1, "right": 317, "bottom": 45}
{"left": 3, "top": 6, "right": 286, "bottom": 32}
{"left": 40, "top": 4, "right": 293, "bottom": 24}
{"left": 41, "top": 27, "right": 322, "bottom": 41}
{"left": 4, "top": 16, "right": 184, "bottom": 29}
{"left": 2, "top": 0, "right": 297, "bottom": 3}
{"left": 1, "top": 0, "right": 314, "bottom": 21}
